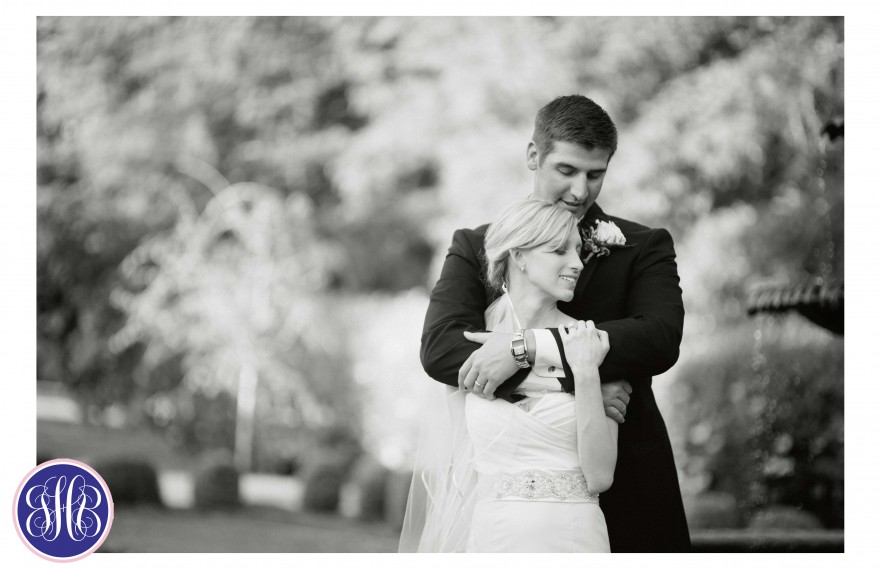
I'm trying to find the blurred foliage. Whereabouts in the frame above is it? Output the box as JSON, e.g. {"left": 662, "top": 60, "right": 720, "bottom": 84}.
{"left": 37, "top": 16, "right": 842, "bottom": 524}
{"left": 748, "top": 505, "right": 824, "bottom": 530}
{"left": 89, "top": 457, "right": 162, "bottom": 506}
{"left": 301, "top": 456, "right": 352, "bottom": 513}
{"left": 683, "top": 492, "right": 742, "bottom": 530}
{"left": 298, "top": 425, "right": 362, "bottom": 513}
{"left": 670, "top": 318, "right": 843, "bottom": 528}
{"left": 342, "top": 455, "right": 391, "bottom": 521}
{"left": 193, "top": 450, "right": 241, "bottom": 509}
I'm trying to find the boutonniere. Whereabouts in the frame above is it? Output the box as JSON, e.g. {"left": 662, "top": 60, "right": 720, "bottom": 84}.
{"left": 580, "top": 220, "right": 627, "bottom": 263}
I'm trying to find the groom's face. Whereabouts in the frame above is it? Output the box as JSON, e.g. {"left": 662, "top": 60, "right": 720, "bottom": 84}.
{"left": 527, "top": 140, "right": 611, "bottom": 219}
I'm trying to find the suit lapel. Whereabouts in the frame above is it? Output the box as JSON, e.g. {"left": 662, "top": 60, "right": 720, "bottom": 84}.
{"left": 575, "top": 203, "right": 608, "bottom": 296}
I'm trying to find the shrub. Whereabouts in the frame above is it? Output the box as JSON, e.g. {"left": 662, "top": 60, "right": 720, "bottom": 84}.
{"left": 90, "top": 457, "right": 162, "bottom": 506}
{"left": 302, "top": 456, "right": 350, "bottom": 513}
{"left": 684, "top": 492, "right": 742, "bottom": 529}
{"left": 340, "top": 456, "right": 390, "bottom": 521}
{"left": 193, "top": 450, "right": 240, "bottom": 509}
{"left": 748, "top": 505, "right": 823, "bottom": 530}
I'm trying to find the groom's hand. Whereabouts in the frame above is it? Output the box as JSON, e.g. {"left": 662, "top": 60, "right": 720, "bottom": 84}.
{"left": 602, "top": 380, "right": 632, "bottom": 423}
{"left": 459, "top": 331, "right": 518, "bottom": 399}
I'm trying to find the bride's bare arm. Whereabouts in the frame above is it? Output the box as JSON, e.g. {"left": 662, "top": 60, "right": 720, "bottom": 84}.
{"left": 561, "top": 321, "right": 619, "bottom": 494}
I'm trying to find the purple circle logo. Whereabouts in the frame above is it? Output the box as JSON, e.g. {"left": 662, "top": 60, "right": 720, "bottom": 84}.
{"left": 13, "top": 459, "right": 114, "bottom": 562}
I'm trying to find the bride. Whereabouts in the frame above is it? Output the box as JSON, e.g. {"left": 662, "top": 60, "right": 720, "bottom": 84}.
{"left": 400, "top": 199, "right": 618, "bottom": 552}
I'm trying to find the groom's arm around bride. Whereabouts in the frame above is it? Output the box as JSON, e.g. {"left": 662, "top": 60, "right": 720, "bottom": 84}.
{"left": 419, "top": 212, "right": 683, "bottom": 402}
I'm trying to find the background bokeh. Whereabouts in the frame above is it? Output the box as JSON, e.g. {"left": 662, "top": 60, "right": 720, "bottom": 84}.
{"left": 36, "top": 16, "right": 843, "bottom": 551}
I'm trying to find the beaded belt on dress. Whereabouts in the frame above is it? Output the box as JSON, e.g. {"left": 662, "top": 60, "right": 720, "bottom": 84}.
{"left": 493, "top": 470, "right": 599, "bottom": 503}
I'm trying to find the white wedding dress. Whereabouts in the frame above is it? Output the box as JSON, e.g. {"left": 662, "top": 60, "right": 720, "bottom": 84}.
{"left": 464, "top": 390, "right": 610, "bottom": 552}
{"left": 399, "top": 295, "right": 611, "bottom": 553}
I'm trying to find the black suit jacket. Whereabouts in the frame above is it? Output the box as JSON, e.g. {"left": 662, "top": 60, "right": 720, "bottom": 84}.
{"left": 420, "top": 203, "right": 691, "bottom": 552}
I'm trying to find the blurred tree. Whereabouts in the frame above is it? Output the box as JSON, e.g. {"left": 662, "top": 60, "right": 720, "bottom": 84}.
{"left": 37, "top": 75, "right": 160, "bottom": 420}
{"left": 110, "top": 180, "right": 360, "bottom": 470}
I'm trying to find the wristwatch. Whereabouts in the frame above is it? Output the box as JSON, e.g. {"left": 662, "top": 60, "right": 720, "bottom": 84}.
{"left": 510, "top": 329, "right": 531, "bottom": 369}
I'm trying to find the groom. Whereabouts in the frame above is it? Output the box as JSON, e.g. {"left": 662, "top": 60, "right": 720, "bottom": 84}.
{"left": 420, "top": 95, "right": 691, "bottom": 552}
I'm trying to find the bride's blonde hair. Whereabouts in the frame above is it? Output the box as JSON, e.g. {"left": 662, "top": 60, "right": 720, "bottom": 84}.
{"left": 484, "top": 199, "right": 579, "bottom": 292}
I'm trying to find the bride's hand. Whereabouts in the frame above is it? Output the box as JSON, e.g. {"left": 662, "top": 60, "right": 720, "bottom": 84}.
{"left": 560, "top": 320, "right": 610, "bottom": 373}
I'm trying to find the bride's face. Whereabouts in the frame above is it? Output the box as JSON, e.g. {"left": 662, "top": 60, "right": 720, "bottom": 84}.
{"left": 518, "top": 226, "right": 583, "bottom": 302}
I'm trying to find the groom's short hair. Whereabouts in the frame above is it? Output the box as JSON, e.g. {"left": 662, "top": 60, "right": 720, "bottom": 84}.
{"left": 532, "top": 95, "right": 618, "bottom": 163}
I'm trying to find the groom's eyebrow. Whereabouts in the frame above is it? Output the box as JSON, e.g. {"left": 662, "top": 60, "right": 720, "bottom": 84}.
{"left": 558, "top": 160, "right": 606, "bottom": 174}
